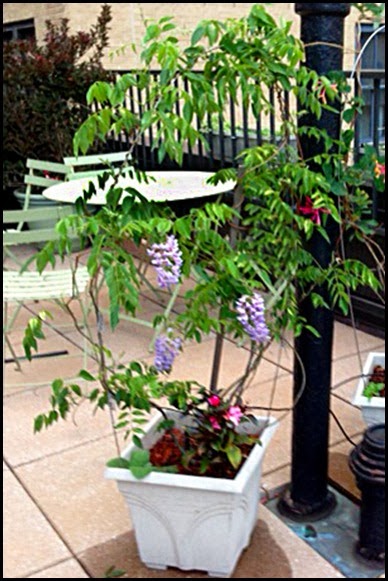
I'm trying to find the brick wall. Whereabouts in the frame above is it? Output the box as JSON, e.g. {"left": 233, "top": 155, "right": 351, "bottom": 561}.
{"left": 3, "top": 3, "right": 361, "bottom": 70}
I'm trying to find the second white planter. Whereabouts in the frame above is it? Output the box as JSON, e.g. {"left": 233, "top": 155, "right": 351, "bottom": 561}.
{"left": 105, "top": 412, "right": 278, "bottom": 578}
{"left": 353, "top": 352, "right": 385, "bottom": 427}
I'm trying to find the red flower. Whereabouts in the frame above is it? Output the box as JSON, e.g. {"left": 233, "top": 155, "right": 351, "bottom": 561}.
{"left": 43, "top": 171, "right": 60, "bottom": 181}
{"left": 209, "top": 416, "right": 222, "bottom": 431}
{"left": 208, "top": 395, "right": 221, "bottom": 407}
{"left": 297, "top": 197, "right": 330, "bottom": 226}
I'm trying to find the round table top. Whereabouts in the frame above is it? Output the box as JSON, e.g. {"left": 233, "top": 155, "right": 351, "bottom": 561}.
{"left": 42, "top": 171, "right": 236, "bottom": 205}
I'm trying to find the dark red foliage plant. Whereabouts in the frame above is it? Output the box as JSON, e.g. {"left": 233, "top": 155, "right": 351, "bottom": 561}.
{"left": 3, "top": 4, "right": 113, "bottom": 194}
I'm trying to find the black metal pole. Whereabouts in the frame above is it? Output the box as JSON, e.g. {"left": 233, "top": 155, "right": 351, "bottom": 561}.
{"left": 278, "top": 3, "right": 351, "bottom": 521}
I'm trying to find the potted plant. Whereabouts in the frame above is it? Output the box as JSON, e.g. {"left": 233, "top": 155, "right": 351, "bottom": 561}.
{"left": 105, "top": 410, "right": 277, "bottom": 578}
{"left": 26, "top": 192, "right": 283, "bottom": 577}
{"left": 353, "top": 352, "right": 385, "bottom": 427}
{"left": 22, "top": 4, "right": 384, "bottom": 578}
{"left": 27, "top": 191, "right": 282, "bottom": 577}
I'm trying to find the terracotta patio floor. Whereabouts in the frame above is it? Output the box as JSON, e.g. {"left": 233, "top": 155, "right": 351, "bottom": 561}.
{"left": 3, "top": 247, "right": 386, "bottom": 578}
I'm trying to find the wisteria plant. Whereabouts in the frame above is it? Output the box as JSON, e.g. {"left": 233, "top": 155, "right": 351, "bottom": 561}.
{"left": 27, "top": 190, "right": 278, "bottom": 479}
{"left": 25, "top": 4, "right": 384, "bottom": 479}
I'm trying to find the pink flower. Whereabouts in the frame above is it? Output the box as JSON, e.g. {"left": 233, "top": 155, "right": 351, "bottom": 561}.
{"left": 297, "top": 197, "right": 330, "bottom": 226}
{"left": 209, "top": 416, "right": 222, "bottom": 431}
{"left": 208, "top": 395, "right": 221, "bottom": 407}
{"left": 375, "top": 162, "right": 386, "bottom": 179}
{"left": 224, "top": 406, "right": 244, "bottom": 427}
{"left": 43, "top": 171, "right": 60, "bottom": 181}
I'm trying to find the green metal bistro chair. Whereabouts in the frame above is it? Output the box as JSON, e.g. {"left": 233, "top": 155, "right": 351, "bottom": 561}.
{"left": 63, "top": 150, "right": 132, "bottom": 180}
{"left": 3, "top": 206, "right": 90, "bottom": 377}
{"left": 7, "top": 159, "right": 72, "bottom": 260}
{"left": 15, "top": 158, "right": 71, "bottom": 215}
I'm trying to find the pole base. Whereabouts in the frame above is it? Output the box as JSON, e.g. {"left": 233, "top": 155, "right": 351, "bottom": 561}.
{"left": 357, "top": 544, "right": 385, "bottom": 564}
{"left": 278, "top": 488, "right": 337, "bottom": 523}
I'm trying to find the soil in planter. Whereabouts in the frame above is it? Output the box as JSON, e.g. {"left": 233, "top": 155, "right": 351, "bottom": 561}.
{"left": 368, "top": 365, "right": 386, "bottom": 398}
{"left": 149, "top": 428, "right": 260, "bottom": 480}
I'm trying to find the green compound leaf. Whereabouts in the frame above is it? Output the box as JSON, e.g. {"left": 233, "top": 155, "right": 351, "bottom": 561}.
{"left": 226, "top": 445, "right": 243, "bottom": 470}
{"left": 129, "top": 449, "right": 151, "bottom": 467}
{"left": 130, "top": 464, "right": 154, "bottom": 480}
{"left": 106, "top": 458, "right": 131, "bottom": 470}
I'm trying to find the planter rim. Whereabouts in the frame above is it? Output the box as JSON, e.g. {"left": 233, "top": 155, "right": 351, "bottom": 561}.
{"left": 353, "top": 351, "right": 386, "bottom": 408}
{"left": 105, "top": 412, "right": 278, "bottom": 493}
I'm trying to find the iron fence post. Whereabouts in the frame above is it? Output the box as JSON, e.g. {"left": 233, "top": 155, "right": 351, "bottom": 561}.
{"left": 278, "top": 2, "right": 351, "bottom": 521}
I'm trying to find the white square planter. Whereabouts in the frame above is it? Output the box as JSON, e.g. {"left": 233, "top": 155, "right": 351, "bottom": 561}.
{"left": 105, "top": 412, "right": 278, "bottom": 578}
{"left": 353, "top": 352, "right": 385, "bottom": 427}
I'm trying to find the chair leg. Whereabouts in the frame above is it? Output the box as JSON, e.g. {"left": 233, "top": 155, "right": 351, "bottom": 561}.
{"left": 7, "top": 302, "right": 23, "bottom": 336}
{"left": 3, "top": 301, "right": 22, "bottom": 373}
{"left": 5, "top": 335, "right": 22, "bottom": 372}
{"left": 3, "top": 301, "right": 6, "bottom": 384}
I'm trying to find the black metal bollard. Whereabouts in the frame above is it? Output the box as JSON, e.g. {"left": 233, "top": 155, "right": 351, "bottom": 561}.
{"left": 278, "top": 3, "right": 351, "bottom": 522}
{"left": 349, "top": 424, "right": 385, "bottom": 562}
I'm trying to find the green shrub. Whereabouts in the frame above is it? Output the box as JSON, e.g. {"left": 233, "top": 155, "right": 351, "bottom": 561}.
{"left": 3, "top": 4, "right": 113, "bottom": 196}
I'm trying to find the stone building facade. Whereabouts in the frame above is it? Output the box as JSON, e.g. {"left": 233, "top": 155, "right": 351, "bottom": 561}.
{"left": 2, "top": 3, "right": 367, "bottom": 70}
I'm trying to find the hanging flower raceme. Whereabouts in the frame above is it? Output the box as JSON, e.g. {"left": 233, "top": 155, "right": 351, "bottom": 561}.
{"left": 147, "top": 235, "right": 183, "bottom": 289}
{"left": 236, "top": 292, "right": 270, "bottom": 345}
{"left": 154, "top": 333, "right": 182, "bottom": 373}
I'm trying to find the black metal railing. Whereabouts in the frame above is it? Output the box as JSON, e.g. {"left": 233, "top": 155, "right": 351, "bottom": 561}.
{"left": 107, "top": 69, "right": 385, "bottom": 222}
{"left": 109, "top": 68, "right": 385, "bottom": 194}
{"left": 107, "top": 68, "right": 385, "bottom": 228}
{"left": 107, "top": 69, "right": 286, "bottom": 172}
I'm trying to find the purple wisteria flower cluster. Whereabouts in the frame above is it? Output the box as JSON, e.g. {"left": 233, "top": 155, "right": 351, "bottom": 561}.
{"left": 154, "top": 333, "right": 182, "bottom": 373}
{"left": 147, "top": 235, "right": 183, "bottom": 289}
{"left": 236, "top": 292, "right": 270, "bottom": 344}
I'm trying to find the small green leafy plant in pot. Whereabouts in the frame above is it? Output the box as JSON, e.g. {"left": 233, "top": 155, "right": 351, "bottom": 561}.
{"left": 353, "top": 352, "right": 385, "bottom": 427}
{"left": 363, "top": 364, "right": 385, "bottom": 401}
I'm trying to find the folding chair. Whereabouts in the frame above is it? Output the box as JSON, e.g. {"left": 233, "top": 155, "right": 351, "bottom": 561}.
{"left": 16, "top": 158, "right": 71, "bottom": 213}
{"left": 3, "top": 207, "right": 90, "bottom": 378}
{"left": 6, "top": 159, "right": 73, "bottom": 261}
{"left": 63, "top": 151, "right": 132, "bottom": 180}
